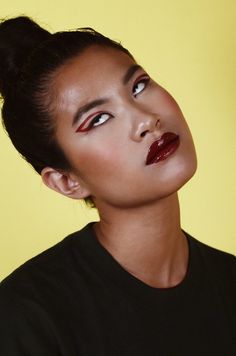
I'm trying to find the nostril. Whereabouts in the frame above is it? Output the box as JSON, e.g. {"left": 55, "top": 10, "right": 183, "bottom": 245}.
{"left": 140, "top": 130, "right": 148, "bottom": 137}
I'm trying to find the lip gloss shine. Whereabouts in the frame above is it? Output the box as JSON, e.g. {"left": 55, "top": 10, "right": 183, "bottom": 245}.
{"left": 146, "top": 132, "right": 180, "bottom": 165}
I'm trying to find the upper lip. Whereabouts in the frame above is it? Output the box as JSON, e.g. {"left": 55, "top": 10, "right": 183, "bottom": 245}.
{"left": 146, "top": 132, "right": 179, "bottom": 165}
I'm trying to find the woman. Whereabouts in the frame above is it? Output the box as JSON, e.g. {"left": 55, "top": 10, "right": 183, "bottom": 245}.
{"left": 0, "top": 16, "right": 235, "bottom": 355}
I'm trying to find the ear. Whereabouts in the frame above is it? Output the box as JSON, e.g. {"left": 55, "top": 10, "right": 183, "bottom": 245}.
{"left": 41, "top": 167, "right": 91, "bottom": 200}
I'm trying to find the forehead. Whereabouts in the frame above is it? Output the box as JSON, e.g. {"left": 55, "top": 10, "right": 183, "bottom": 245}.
{"left": 53, "top": 45, "right": 136, "bottom": 101}
{"left": 51, "top": 45, "right": 137, "bottom": 125}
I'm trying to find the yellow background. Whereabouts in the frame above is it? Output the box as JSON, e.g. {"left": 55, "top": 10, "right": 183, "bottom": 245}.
{"left": 0, "top": 0, "right": 235, "bottom": 280}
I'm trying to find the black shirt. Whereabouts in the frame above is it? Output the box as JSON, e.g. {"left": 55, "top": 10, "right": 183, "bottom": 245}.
{"left": 0, "top": 223, "right": 235, "bottom": 355}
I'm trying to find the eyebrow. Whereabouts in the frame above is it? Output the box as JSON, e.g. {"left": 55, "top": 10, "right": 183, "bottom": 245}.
{"left": 72, "top": 64, "right": 142, "bottom": 126}
{"left": 122, "top": 64, "right": 142, "bottom": 85}
{"left": 72, "top": 98, "right": 108, "bottom": 126}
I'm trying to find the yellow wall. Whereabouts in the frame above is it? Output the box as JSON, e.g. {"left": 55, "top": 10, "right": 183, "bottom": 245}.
{"left": 1, "top": 0, "right": 235, "bottom": 279}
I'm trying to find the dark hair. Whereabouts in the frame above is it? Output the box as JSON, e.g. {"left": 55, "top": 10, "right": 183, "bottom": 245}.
{"left": 0, "top": 16, "right": 132, "bottom": 184}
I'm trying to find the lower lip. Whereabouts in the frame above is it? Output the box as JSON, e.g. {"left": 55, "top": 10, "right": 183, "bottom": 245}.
{"left": 149, "top": 137, "right": 180, "bottom": 164}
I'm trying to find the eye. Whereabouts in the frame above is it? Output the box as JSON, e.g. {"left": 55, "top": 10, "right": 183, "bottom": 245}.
{"left": 92, "top": 113, "right": 111, "bottom": 127}
{"left": 76, "top": 112, "right": 113, "bottom": 132}
{"left": 132, "top": 76, "right": 150, "bottom": 97}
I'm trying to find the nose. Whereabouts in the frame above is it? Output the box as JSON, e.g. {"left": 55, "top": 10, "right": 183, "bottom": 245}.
{"left": 130, "top": 111, "right": 161, "bottom": 142}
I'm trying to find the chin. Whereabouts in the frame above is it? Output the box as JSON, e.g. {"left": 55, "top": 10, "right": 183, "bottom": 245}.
{"left": 173, "top": 156, "right": 197, "bottom": 191}
{"left": 157, "top": 154, "right": 198, "bottom": 198}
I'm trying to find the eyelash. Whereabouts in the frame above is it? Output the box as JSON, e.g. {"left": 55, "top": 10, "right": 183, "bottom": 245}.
{"left": 76, "top": 75, "right": 150, "bottom": 132}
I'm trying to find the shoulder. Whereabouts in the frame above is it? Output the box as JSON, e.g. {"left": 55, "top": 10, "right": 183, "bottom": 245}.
{"left": 188, "top": 233, "right": 235, "bottom": 264}
{"left": 0, "top": 223, "right": 94, "bottom": 297}
{"left": 0, "top": 223, "right": 97, "bottom": 352}
{"left": 186, "top": 232, "right": 236, "bottom": 287}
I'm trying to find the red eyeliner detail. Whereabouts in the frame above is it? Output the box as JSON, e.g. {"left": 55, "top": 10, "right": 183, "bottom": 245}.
{"left": 76, "top": 111, "right": 105, "bottom": 132}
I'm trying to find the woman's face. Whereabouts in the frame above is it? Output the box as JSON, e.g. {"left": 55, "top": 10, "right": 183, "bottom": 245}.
{"left": 52, "top": 45, "right": 197, "bottom": 209}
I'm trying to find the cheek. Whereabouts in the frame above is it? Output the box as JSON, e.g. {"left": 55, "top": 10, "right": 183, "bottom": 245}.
{"left": 67, "top": 138, "right": 124, "bottom": 181}
{"left": 157, "top": 88, "right": 194, "bottom": 141}
{"left": 144, "top": 84, "right": 184, "bottom": 119}
{"left": 158, "top": 88, "right": 183, "bottom": 116}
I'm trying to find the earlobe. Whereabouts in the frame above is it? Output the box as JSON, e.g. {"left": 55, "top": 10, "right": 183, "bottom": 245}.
{"left": 41, "top": 167, "right": 90, "bottom": 199}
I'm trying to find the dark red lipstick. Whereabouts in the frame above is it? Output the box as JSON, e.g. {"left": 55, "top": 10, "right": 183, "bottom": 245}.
{"left": 146, "top": 132, "right": 180, "bottom": 165}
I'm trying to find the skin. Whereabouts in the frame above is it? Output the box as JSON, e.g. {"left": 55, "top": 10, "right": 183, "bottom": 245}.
{"left": 42, "top": 45, "right": 197, "bottom": 288}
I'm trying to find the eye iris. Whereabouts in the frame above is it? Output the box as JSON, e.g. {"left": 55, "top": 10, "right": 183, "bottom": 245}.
{"left": 93, "top": 113, "right": 109, "bottom": 126}
{"left": 134, "top": 81, "right": 145, "bottom": 95}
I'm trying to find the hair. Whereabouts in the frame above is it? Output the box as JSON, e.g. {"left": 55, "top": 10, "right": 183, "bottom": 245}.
{"left": 0, "top": 16, "right": 132, "bottom": 206}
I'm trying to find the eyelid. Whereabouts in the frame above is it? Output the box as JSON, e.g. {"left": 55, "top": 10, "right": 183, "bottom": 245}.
{"left": 133, "top": 73, "right": 150, "bottom": 85}
{"left": 76, "top": 110, "right": 105, "bottom": 132}
{"left": 132, "top": 74, "right": 150, "bottom": 95}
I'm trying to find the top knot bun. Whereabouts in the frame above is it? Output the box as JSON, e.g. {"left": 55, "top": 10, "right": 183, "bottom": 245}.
{"left": 0, "top": 16, "right": 51, "bottom": 98}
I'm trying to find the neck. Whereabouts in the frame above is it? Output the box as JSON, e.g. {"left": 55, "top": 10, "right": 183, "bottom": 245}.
{"left": 94, "top": 193, "right": 189, "bottom": 288}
